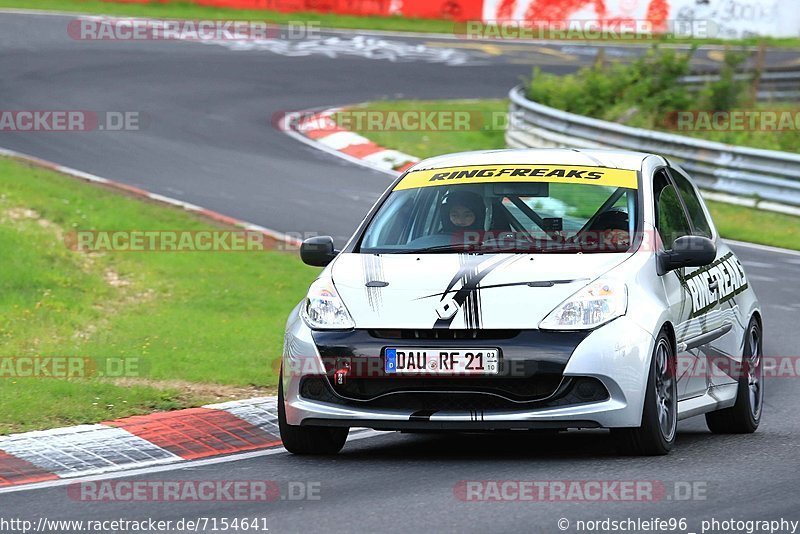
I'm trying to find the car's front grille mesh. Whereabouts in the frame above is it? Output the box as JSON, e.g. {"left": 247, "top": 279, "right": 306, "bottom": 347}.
{"left": 332, "top": 375, "right": 564, "bottom": 402}
{"left": 370, "top": 329, "right": 519, "bottom": 340}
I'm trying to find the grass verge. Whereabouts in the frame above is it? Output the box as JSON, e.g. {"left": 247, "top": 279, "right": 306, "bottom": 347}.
{"left": 0, "top": 157, "right": 318, "bottom": 434}
{"left": 2, "top": 0, "right": 800, "bottom": 47}
{"left": 343, "top": 98, "right": 800, "bottom": 251}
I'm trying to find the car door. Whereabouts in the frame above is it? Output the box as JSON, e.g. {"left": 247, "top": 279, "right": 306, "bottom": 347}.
{"left": 668, "top": 167, "right": 741, "bottom": 388}
{"left": 653, "top": 169, "right": 708, "bottom": 400}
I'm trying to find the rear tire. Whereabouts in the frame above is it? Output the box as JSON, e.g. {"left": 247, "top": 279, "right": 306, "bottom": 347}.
{"left": 278, "top": 372, "right": 348, "bottom": 455}
{"left": 613, "top": 330, "right": 677, "bottom": 456}
{"left": 705, "top": 318, "right": 763, "bottom": 434}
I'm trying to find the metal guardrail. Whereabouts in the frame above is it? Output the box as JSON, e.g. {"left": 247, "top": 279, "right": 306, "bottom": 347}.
{"left": 506, "top": 85, "right": 800, "bottom": 209}
{"left": 681, "top": 70, "right": 800, "bottom": 101}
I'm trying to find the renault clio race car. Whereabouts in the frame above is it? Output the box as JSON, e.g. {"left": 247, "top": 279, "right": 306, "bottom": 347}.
{"left": 279, "top": 149, "right": 763, "bottom": 456}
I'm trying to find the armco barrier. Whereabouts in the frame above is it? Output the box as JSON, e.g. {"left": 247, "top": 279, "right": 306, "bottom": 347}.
{"left": 681, "top": 70, "right": 800, "bottom": 102}
{"left": 506, "top": 85, "right": 800, "bottom": 210}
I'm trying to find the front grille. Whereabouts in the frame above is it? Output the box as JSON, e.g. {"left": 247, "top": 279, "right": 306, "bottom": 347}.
{"left": 345, "top": 392, "right": 532, "bottom": 412}
{"left": 331, "top": 375, "right": 564, "bottom": 402}
{"left": 370, "top": 329, "right": 519, "bottom": 340}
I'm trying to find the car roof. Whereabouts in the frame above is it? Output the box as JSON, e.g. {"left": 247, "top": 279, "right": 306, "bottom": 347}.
{"left": 406, "top": 148, "right": 657, "bottom": 173}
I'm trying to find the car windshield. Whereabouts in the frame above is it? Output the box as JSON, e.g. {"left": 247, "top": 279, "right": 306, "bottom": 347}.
{"left": 358, "top": 164, "right": 639, "bottom": 254}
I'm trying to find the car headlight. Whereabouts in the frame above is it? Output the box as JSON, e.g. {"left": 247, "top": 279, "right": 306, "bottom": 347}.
{"left": 539, "top": 278, "right": 627, "bottom": 330}
{"left": 300, "top": 277, "right": 355, "bottom": 330}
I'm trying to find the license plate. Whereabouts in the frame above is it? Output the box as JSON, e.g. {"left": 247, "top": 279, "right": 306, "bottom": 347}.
{"left": 384, "top": 348, "right": 499, "bottom": 375}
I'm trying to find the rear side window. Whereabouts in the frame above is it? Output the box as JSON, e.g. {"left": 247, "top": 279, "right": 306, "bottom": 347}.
{"left": 654, "top": 171, "right": 692, "bottom": 250}
{"left": 669, "top": 169, "right": 713, "bottom": 238}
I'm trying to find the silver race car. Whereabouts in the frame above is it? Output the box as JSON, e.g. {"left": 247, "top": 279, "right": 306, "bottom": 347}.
{"left": 279, "top": 149, "right": 763, "bottom": 456}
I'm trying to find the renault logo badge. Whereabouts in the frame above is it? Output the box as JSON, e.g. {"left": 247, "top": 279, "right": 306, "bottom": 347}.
{"left": 435, "top": 298, "right": 459, "bottom": 320}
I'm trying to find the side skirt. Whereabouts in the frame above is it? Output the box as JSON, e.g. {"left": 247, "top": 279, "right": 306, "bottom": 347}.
{"left": 677, "top": 383, "right": 738, "bottom": 420}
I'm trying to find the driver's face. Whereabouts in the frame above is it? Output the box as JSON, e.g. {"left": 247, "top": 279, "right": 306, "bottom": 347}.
{"left": 601, "top": 228, "right": 630, "bottom": 249}
{"left": 449, "top": 205, "right": 476, "bottom": 228}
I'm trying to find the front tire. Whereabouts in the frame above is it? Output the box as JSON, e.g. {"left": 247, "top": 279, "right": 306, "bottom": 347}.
{"left": 613, "top": 330, "right": 677, "bottom": 456}
{"left": 705, "top": 318, "right": 763, "bottom": 434}
{"left": 278, "top": 371, "right": 348, "bottom": 455}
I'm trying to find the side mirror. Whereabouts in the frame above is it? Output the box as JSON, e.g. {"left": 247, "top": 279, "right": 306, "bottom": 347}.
{"left": 300, "top": 236, "right": 338, "bottom": 267}
{"left": 658, "top": 235, "right": 716, "bottom": 274}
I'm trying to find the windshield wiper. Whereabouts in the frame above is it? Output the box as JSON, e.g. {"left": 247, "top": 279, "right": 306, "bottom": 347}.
{"left": 393, "top": 244, "right": 481, "bottom": 254}
{"left": 395, "top": 243, "right": 544, "bottom": 254}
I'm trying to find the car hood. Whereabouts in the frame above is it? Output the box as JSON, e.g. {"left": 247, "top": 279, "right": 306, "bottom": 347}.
{"left": 330, "top": 252, "right": 631, "bottom": 329}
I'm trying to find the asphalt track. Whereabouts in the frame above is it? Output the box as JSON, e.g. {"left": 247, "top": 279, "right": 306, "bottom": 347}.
{"left": 1, "top": 10, "right": 799, "bottom": 533}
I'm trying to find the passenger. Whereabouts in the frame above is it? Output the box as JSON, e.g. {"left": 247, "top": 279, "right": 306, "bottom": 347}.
{"left": 588, "top": 209, "right": 630, "bottom": 250}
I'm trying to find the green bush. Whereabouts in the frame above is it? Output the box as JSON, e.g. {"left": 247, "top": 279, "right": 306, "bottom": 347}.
{"left": 699, "top": 48, "right": 750, "bottom": 111}
{"left": 527, "top": 46, "right": 695, "bottom": 122}
{"left": 524, "top": 46, "right": 795, "bottom": 152}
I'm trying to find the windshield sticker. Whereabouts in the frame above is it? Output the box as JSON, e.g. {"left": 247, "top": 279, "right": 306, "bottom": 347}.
{"left": 394, "top": 165, "right": 638, "bottom": 191}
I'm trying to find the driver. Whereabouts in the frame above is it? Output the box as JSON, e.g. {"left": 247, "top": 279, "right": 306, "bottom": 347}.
{"left": 441, "top": 191, "right": 485, "bottom": 230}
{"left": 441, "top": 190, "right": 486, "bottom": 246}
{"left": 588, "top": 208, "right": 630, "bottom": 250}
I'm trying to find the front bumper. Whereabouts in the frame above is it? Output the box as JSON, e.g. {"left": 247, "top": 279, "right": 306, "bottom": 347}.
{"left": 282, "top": 306, "right": 656, "bottom": 429}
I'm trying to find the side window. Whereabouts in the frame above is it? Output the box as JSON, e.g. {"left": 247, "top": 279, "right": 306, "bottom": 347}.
{"left": 669, "top": 169, "right": 713, "bottom": 238}
{"left": 654, "top": 171, "right": 692, "bottom": 250}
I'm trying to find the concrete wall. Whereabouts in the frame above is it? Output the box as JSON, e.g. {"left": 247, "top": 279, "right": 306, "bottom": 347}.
{"left": 481, "top": 0, "right": 800, "bottom": 38}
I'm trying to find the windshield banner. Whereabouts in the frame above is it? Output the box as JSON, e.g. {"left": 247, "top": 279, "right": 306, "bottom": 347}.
{"left": 394, "top": 165, "right": 638, "bottom": 191}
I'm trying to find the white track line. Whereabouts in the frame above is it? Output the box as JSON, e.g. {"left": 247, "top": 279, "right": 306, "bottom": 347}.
{"left": 0, "top": 8, "right": 81, "bottom": 17}
{"left": 0, "top": 145, "right": 300, "bottom": 246}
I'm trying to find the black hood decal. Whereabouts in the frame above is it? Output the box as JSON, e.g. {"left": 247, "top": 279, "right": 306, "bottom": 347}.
{"left": 362, "top": 254, "right": 385, "bottom": 315}
{"left": 433, "top": 255, "right": 520, "bottom": 329}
